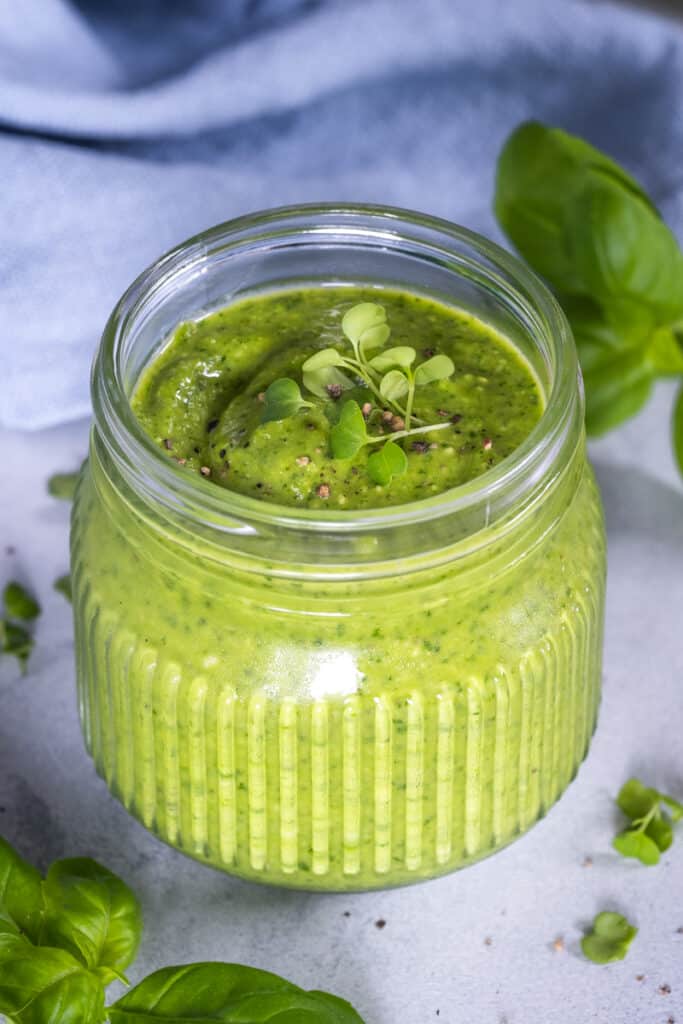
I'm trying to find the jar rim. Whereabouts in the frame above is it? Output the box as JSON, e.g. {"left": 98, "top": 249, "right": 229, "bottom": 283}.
{"left": 92, "top": 202, "right": 582, "bottom": 565}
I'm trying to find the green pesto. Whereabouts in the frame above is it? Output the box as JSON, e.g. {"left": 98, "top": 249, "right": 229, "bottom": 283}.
{"left": 132, "top": 288, "right": 542, "bottom": 510}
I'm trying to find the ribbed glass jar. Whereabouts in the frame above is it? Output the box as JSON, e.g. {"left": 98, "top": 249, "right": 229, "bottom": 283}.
{"left": 72, "top": 205, "right": 606, "bottom": 891}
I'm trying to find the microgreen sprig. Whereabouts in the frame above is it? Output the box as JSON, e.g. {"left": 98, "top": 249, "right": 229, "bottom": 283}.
{"left": 261, "top": 302, "right": 456, "bottom": 486}
{"left": 0, "top": 581, "right": 40, "bottom": 673}
{"left": 581, "top": 911, "right": 638, "bottom": 964}
{"left": 612, "top": 777, "right": 683, "bottom": 866}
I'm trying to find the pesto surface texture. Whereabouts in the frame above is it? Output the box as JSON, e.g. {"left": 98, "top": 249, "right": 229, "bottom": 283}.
{"left": 132, "top": 287, "right": 542, "bottom": 509}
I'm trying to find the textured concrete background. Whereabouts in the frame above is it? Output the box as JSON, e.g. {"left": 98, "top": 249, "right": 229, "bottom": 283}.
{"left": 1, "top": 381, "right": 682, "bottom": 1023}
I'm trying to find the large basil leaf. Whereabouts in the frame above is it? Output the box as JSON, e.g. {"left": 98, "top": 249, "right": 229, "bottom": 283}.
{"left": 0, "top": 837, "right": 44, "bottom": 942}
{"left": 673, "top": 383, "right": 683, "bottom": 477}
{"left": 42, "top": 858, "right": 141, "bottom": 979}
{"left": 581, "top": 344, "right": 654, "bottom": 436}
{"left": 0, "top": 929, "right": 104, "bottom": 1024}
{"left": 109, "top": 963, "right": 365, "bottom": 1023}
{"left": 495, "top": 121, "right": 656, "bottom": 294}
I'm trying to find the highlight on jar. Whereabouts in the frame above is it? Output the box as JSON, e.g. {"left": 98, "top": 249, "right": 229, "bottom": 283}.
{"left": 72, "top": 204, "right": 606, "bottom": 891}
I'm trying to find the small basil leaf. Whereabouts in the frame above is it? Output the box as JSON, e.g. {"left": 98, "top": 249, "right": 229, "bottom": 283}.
{"left": 379, "top": 370, "right": 409, "bottom": 402}
{"left": 109, "top": 962, "right": 365, "bottom": 1023}
{"left": 303, "top": 366, "right": 355, "bottom": 399}
{"left": 54, "top": 575, "right": 73, "bottom": 603}
{"left": 0, "top": 837, "right": 44, "bottom": 941}
{"left": 581, "top": 911, "right": 638, "bottom": 964}
{"left": 616, "top": 778, "right": 661, "bottom": 821}
{"left": 0, "top": 932, "right": 104, "bottom": 1024}
{"left": 673, "top": 383, "right": 683, "bottom": 479}
{"left": 341, "top": 303, "right": 386, "bottom": 345}
{"left": 1, "top": 621, "right": 33, "bottom": 673}
{"left": 4, "top": 582, "right": 40, "bottom": 622}
{"left": 366, "top": 441, "right": 408, "bottom": 486}
{"left": 42, "top": 857, "right": 141, "bottom": 975}
{"left": 582, "top": 345, "right": 654, "bottom": 436}
{"left": 301, "top": 349, "right": 346, "bottom": 372}
{"left": 612, "top": 828, "right": 660, "bottom": 866}
{"left": 329, "top": 401, "right": 367, "bottom": 459}
{"left": 261, "top": 379, "right": 310, "bottom": 423}
{"left": 414, "top": 354, "right": 455, "bottom": 387}
{"left": 368, "top": 347, "right": 416, "bottom": 372}
{"left": 645, "top": 813, "right": 673, "bottom": 853}
{"left": 47, "top": 472, "right": 80, "bottom": 501}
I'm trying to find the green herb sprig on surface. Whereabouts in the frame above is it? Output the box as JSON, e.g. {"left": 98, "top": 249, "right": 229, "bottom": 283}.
{"left": 0, "top": 835, "right": 366, "bottom": 1024}
{"left": 495, "top": 121, "right": 683, "bottom": 472}
{"left": 0, "top": 582, "right": 40, "bottom": 673}
{"left": 47, "top": 471, "right": 81, "bottom": 502}
{"left": 612, "top": 777, "right": 683, "bottom": 866}
{"left": 262, "top": 302, "right": 456, "bottom": 486}
{"left": 581, "top": 911, "right": 638, "bottom": 964}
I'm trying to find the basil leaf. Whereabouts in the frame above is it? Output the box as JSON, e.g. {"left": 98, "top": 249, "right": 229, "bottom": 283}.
{"left": 109, "top": 963, "right": 365, "bottom": 1023}
{"left": 366, "top": 441, "right": 408, "bottom": 486}
{"left": 54, "top": 575, "right": 73, "bottom": 603}
{"left": 564, "top": 172, "right": 683, "bottom": 324}
{"left": 495, "top": 122, "right": 655, "bottom": 294}
{"left": 4, "top": 582, "right": 40, "bottom": 622}
{"left": 329, "top": 401, "right": 367, "bottom": 459}
{"left": 582, "top": 345, "right": 654, "bottom": 436}
{"left": 674, "top": 384, "right": 683, "bottom": 478}
{"left": 0, "top": 931, "right": 104, "bottom": 1024}
{"left": 646, "top": 326, "right": 683, "bottom": 376}
{"left": 0, "top": 837, "right": 44, "bottom": 941}
{"left": 42, "top": 857, "right": 141, "bottom": 976}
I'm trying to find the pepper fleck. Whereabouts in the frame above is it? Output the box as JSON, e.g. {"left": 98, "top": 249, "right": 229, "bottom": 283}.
{"left": 316, "top": 484, "right": 330, "bottom": 499}
{"left": 200, "top": 466, "right": 211, "bottom": 477}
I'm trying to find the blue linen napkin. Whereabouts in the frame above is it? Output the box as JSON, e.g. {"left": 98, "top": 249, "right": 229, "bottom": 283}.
{"left": 1, "top": 0, "right": 682, "bottom": 429}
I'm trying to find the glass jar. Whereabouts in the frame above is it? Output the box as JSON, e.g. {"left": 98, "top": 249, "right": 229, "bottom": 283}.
{"left": 72, "top": 204, "right": 606, "bottom": 891}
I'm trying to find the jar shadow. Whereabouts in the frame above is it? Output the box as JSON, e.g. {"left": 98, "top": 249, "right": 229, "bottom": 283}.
{"left": 592, "top": 459, "right": 683, "bottom": 548}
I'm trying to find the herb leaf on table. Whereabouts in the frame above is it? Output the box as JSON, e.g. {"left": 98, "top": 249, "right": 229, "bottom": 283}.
{"left": 581, "top": 911, "right": 638, "bottom": 964}
{"left": 612, "top": 777, "right": 683, "bottom": 865}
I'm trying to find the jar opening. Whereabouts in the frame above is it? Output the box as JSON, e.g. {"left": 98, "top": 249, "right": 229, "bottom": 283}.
{"left": 92, "top": 203, "right": 582, "bottom": 573}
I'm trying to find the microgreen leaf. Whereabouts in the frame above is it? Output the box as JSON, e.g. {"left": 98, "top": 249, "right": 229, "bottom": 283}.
{"left": 4, "top": 582, "right": 40, "bottom": 622}
{"left": 358, "top": 323, "right": 391, "bottom": 360}
{"left": 54, "top": 575, "right": 73, "bottom": 603}
{"left": 42, "top": 857, "right": 142, "bottom": 976}
{"left": 613, "top": 828, "right": 660, "bottom": 866}
{"left": 644, "top": 814, "right": 674, "bottom": 853}
{"left": 414, "top": 354, "right": 455, "bottom": 387}
{"left": 1, "top": 621, "right": 33, "bottom": 673}
{"left": 581, "top": 911, "right": 638, "bottom": 964}
{"left": 366, "top": 441, "right": 408, "bottom": 486}
{"left": 368, "top": 346, "right": 416, "bottom": 372}
{"left": 261, "top": 378, "right": 312, "bottom": 423}
{"left": 616, "top": 778, "right": 661, "bottom": 821}
{"left": 379, "top": 369, "right": 409, "bottom": 402}
{"left": 341, "top": 303, "right": 387, "bottom": 345}
{"left": 109, "top": 962, "right": 365, "bottom": 1023}
{"left": 661, "top": 793, "right": 683, "bottom": 823}
{"left": 674, "top": 383, "right": 683, "bottom": 478}
{"left": 302, "top": 349, "right": 347, "bottom": 372}
{"left": 303, "top": 365, "right": 355, "bottom": 399}
{"left": 47, "top": 472, "right": 80, "bottom": 501}
{"left": 329, "top": 401, "right": 367, "bottom": 459}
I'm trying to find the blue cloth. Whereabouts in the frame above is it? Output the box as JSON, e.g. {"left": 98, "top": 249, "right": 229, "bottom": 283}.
{"left": 2, "top": 0, "right": 682, "bottom": 429}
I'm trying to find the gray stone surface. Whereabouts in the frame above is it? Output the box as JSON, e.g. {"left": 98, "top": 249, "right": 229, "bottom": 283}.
{"left": 1, "top": 386, "right": 682, "bottom": 1023}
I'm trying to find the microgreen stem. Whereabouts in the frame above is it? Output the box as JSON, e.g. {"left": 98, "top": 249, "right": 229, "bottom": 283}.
{"left": 364, "top": 421, "right": 452, "bottom": 446}
{"left": 404, "top": 374, "right": 416, "bottom": 432}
